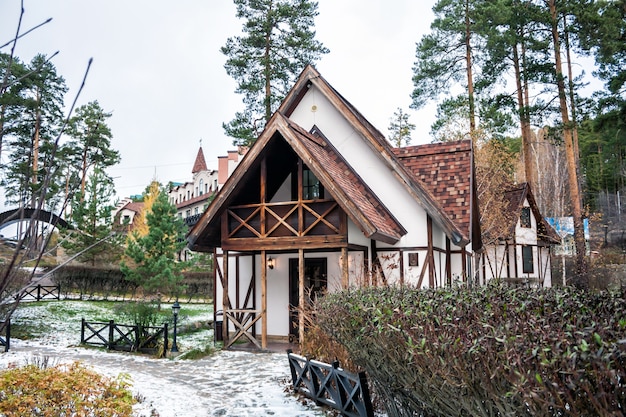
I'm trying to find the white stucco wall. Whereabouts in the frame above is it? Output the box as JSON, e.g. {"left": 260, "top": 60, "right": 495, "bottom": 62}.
{"left": 480, "top": 198, "right": 552, "bottom": 286}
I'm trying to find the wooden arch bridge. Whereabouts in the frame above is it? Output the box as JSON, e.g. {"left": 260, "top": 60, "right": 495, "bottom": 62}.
{"left": 0, "top": 208, "right": 70, "bottom": 230}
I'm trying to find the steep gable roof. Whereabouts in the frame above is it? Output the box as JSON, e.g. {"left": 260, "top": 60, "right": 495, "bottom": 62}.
{"left": 279, "top": 65, "right": 472, "bottom": 246}
{"left": 187, "top": 112, "right": 406, "bottom": 250}
{"left": 192, "top": 147, "right": 208, "bottom": 174}
{"left": 503, "top": 183, "right": 560, "bottom": 243}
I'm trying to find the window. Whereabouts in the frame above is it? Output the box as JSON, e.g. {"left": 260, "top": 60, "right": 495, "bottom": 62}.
{"left": 194, "top": 207, "right": 199, "bottom": 215}
{"left": 185, "top": 209, "right": 191, "bottom": 218}
{"left": 303, "top": 167, "right": 323, "bottom": 200}
{"left": 522, "top": 245, "right": 534, "bottom": 273}
{"left": 520, "top": 207, "right": 531, "bottom": 228}
{"left": 199, "top": 179, "right": 204, "bottom": 196}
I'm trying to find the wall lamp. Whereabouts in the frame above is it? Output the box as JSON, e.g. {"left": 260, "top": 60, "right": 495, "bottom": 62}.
{"left": 267, "top": 257, "right": 275, "bottom": 270}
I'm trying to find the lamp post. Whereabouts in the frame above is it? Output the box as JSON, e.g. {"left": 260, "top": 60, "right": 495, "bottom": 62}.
{"left": 171, "top": 300, "right": 180, "bottom": 353}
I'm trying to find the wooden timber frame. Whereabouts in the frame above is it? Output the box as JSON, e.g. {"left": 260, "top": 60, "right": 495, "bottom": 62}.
{"left": 371, "top": 215, "right": 471, "bottom": 287}
{"left": 480, "top": 239, "right": 552, "bottom": 285}
{"left": 217, "top": 157, "right": 352, "bottom": 350}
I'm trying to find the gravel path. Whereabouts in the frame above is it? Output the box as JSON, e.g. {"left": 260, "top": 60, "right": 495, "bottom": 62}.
{"left": 0, "top": 339, "right": 329, "bottom": 417}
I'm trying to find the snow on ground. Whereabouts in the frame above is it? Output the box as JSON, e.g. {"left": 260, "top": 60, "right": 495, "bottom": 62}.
{"left": 0, "top": 301, "right": 330, "bottom": 416}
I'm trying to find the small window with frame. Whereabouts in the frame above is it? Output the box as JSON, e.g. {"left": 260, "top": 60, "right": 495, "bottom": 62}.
{"left": 522, "top": 245, "right": 534, "bottom": 273}
{"left": 303, "top": 167, "right": 323, "bottom": 200}
{"left": 520, "top": 207, "right": 531, "bottom": 228}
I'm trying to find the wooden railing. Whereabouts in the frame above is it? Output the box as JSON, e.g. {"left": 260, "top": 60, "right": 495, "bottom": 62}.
{"left": 0, "top": 320, "right": 10, "bottom": 352}
{"left": 227, "top": 200, "right": 341, "bottom": 239}
{"left": 80, "top": 319, "right": 169, "bottom": 357}
{"left": 14, "top": 284, "right": 61, "bottom": 301}
{"left": 224, "top": 309, "right": 262, "bottom": 349}
{"left": 287, "top": 350, "right": 374, "bottom": 417}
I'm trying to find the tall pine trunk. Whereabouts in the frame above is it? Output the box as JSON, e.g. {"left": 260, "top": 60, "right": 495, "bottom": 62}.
{"left": 548, "top": 0, "right": 587, "bottom": 276}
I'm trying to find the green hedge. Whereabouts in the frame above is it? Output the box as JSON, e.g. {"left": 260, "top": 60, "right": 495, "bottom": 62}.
{"left": 316, "top": 285, "right": 626, "bottom": 417}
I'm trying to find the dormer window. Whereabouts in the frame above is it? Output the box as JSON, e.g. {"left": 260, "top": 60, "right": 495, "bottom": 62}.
{"left": 520, "top": 207, "right": 531, "bottom": 228}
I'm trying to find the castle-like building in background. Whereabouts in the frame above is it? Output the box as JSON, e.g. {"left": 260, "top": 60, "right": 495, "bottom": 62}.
{"left": 168, "top": 146, "right": 245, "bottom": 227}
{"left": 113, "top": 146, "right": 246, "bottom": 233}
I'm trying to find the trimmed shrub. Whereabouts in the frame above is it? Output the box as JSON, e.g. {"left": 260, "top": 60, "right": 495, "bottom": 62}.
{"left": 0, "top": 361, "right": 135, "bottom": 416}
{"left": 316, "top": 285, "right": 626, "bottom": 417}
{"left": 53, "top": 266, "right": 213, "bottom": 301}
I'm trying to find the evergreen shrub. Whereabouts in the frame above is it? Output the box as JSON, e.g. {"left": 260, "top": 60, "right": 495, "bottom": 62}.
{"left": 315, "top": 285, "right": 626, "bottom": 417}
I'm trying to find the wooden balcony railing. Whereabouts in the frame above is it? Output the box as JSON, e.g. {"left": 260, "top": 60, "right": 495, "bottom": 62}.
{"left": 226, "top": 200, "right": 342, "bottom": 240}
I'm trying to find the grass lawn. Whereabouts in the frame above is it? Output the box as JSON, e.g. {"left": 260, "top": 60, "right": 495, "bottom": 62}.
{"left": 9, "top": 299, "right": 217, "bottom": 358}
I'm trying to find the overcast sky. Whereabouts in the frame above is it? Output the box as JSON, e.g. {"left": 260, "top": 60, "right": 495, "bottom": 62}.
{"left": 0, "top": 0, "right": 438, "bottom": 199}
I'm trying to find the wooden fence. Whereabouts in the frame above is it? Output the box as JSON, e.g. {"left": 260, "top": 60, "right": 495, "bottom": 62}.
{"left": 287, "top": 349, "right": 374, "bottom": 417}
{"left": 0, "top": 320, "right": 9, "bottom": 352}
{"left": 80, "top": 319, "right": 168, "bottom": 357}
{"left": 16, "top": 284, "right": 61, "bottom": 301}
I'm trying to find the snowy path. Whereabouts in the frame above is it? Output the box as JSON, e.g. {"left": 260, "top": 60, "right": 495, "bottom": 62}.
{"left": 0, "top": 339, "right": 329, "bottom": 416}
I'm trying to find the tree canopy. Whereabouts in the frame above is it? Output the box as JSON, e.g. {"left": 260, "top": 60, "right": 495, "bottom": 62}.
{"left": 221, "top": 0, "right": 328, "bottom": 146}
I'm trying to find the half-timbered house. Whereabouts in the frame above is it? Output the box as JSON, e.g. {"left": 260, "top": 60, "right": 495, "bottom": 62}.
{"left": 479, "top": 182, "right": 559, "bottom": 286}
{"left": 187, "top": 65, "right": 483, "bottom": 349}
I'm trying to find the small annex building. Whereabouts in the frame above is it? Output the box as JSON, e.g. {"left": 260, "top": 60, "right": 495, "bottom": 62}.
{"left": 479, "top": 182, "right": 559, "bottom": 286}
{"left": 187, "top": 65, "right": 484, "bottom": 349}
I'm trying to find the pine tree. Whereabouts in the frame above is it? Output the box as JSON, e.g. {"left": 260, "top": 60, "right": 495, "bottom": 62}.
{"left": 60, "top": 167, "right": 122, "bottom": 266}
{"left": 1, "top": 54, "right": 67, "bottom": 209}
{"left": 221, "top": 0, "right": 328, "bottom": 146}
{"left": 65, "top": 101, "right": 120, "bottom": 200}
{"left": 121, "top": 183, "right": 189, "bottom": 298}
{"left": 388, "top": 108, "right": 415, "bottom": 147}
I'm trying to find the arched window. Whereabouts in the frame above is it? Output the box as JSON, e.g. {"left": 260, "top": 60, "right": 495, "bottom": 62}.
{"left": 199, "top": 179, "right": 204, "bottom": 196}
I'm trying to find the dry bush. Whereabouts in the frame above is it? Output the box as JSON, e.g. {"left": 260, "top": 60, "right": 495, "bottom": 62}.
{"left": 298, "top": 297, "right": 355, "bottom": 373}
{"left": 0, "top": 361, "right": 136, "bottom": 416}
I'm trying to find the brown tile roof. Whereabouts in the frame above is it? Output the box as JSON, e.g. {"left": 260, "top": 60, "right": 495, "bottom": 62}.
{"left": 192, "top": 147, "right": 208, "bottom": 173}
{"left": 393, "top": 140, "right": 474, "bottom": 243}
{"left": 123, "top": 201, "right": 144, "bottom": 214}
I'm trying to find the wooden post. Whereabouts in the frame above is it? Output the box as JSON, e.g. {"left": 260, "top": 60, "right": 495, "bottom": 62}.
{"left": 222, "top": 250, "right": 229, "bottom": 344}
{"left": 298, "top": 249, "right": 305, "bottom": 345}
{"left": 80, "top": 318, "right": 85, "bottom": 344}
{"left": 446, "top": 238, "right": 452, "bottom": 286}
{"left": 261, "top": 250, "right": 268, "bottom": 349}
{"left": 427, "top": 216, "right": 435, "bottom": 287}
{"left": 341, "top": 247, "right": 349, "bottom": 289}
{"left": 108, "top": 320, "right": 114, "bottom": 350}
